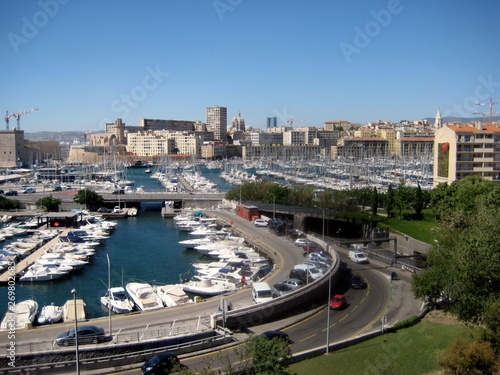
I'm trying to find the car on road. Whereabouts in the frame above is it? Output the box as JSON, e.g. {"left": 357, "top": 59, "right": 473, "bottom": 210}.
{"left": 61, "top": 184, "right": 72, "bottom": 190}
{"left": 21, "top": 187, "right": 36, "bottom": 194}
{"left": 329, "top": 295, "right": 347, "bottom": 310}
{"left": 281, "top": 278, "right": 305, "bottom": 289}
{"left": 141, "top": 352, "right": 185, "bottom": 374}
{"left": 5, "top": 190, "right": 18, "bottom": 196}
{"left": 52, "top": 185, "right": 62, "bottom": 191}
{"left": 260, "top": 330, "right": 290, "bottom": 343}
{"left": 55, "top": 325, "right": 105, "bottom": 346}
{"left": 349, "top": 251, "right": 369, "bottom": 264}
{"left": 253, "top": 218, "right": 268, "bottom": 227}
{"left": 272, "top": 282, "right": 295, "bottom": 297}
{"left": 351, "top": 274, "right": 367, "bottom": 289}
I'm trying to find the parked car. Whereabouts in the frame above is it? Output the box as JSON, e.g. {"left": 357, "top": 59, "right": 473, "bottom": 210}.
{"left": 329, "top": 295, "right": 347, "bottom": 310}
{"left": 260, "top": 330, "right": 290, "bottom": 343}
{"left": 112, "top": 189, "right": 125, "bottom": 195}
{"left": 294, "top": 238, "right": 311, "bottom": 247}
{"left": 303, "top": 242, "right": 322, "bottom": 252}
{"left": 289, "top": 266, "right": 323, "bottom": 284}
{"left": 141, "top": 352, "right": 185, "bottom": 374}
{"left": 113, "top": 206, "right": 121, "bottom": 213}
{"left": 0, "top": 190, "right": 4, "bottom": 195}
{"left": 307, "top": 251, "right": 332, "bottom": 265}
{"left": 253, "top": 218, "right": 268, "bottom": 227}
{"left": 351, "top": 274, "right": 367, "bottom": 289}
{"left": 97, "top": 207, "right": 112, "bottom": 213}
{"left": 281, "top": 278, "right": 305, "bottom": 289}
{"left": 55, "top": 325, "right": 105, "bottom": 346}
{"left": 272, "top": 282, "right": 295, "bottom": 297}
{"left": 5, "top": 190, "right": 18, "bottom": 196}
{"left": 52, "top": 185, "right": 62, "bottom": 191}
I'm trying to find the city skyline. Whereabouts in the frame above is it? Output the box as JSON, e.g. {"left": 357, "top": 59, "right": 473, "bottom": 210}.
{"left": 1, "top": 1, "right": 499, "bottom": 132}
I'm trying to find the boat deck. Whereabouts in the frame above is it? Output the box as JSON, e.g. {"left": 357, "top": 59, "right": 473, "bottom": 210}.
{"left": 0, "top": 228, "right": 70, "bottom": 284}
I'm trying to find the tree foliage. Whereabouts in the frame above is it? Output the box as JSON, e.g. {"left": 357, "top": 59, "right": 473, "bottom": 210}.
{"left": 412, "top": 176, "right": 500, "bottom": 325}
{"left": 0, "top": 196, "right": 20, "bottom": 210}
{"left": 36, "top": 195, "right": 62, "bottom": 212}
{"left": 371, "top": 187, "right": 378, "bottom": 216}
{"left": 437, "top": 338, "right": 498, "bottom": 375}
{"left": 73, "top": 188, "right": 104, "bottom": 209}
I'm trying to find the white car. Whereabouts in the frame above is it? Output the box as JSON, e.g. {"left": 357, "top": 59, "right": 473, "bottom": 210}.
{"left": 349, "top": 251, "right": 369, "bottom": 264}
{"left": 113, "top": 206, "right": 121, "bottom": 213}
{"left": 294, "top": 238, "right": 310, "bottom": 247}
{"left": 253, "top": 218, "right": 268, "bottom": 227}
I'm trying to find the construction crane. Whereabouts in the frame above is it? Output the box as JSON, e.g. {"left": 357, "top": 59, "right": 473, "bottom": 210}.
{"left": 4, "top": 108, "right": 39, "bottom": 130}
{"left": 82, "top": 130, "right": 95, "bottom": 144}
{"left": 286, "top": 118, "right": 307, "bottom": 127}
{"left": 475, "top": 98, "right": 498, "bottom": 126}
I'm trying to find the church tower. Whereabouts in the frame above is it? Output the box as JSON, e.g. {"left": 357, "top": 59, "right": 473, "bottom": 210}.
{"left": 434, "top": 108, "right": 442, "bottom": 130}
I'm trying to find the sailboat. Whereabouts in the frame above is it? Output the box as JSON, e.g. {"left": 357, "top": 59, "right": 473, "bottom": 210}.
{"left": 101, "top": 255, "right": 134, "bottom": 314}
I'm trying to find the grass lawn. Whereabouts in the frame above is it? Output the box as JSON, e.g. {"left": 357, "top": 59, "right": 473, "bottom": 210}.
{"left": 290, "top": 320, "right": 473, "bottom": 375}
{"left": 379, "top": 210, "right": 438, "bottom": 244}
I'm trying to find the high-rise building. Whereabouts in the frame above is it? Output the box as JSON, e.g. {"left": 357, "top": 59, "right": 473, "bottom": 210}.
{"left": 206, "top": 106, "right": 227, "bottom": 141}
{"left": 267, "top": 117, "right": 277, "bottom": 128}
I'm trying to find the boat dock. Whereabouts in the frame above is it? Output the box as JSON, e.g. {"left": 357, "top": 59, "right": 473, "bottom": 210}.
{"left": 0, "top": 228, "right": 70, "bottom": 285}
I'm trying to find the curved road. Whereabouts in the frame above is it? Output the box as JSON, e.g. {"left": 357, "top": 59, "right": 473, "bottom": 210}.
{"left": 0, "top": 208, "right": 394, "bottom": 374}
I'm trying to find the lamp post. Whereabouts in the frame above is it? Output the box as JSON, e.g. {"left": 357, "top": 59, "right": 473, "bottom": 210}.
{"left": 71, "top": 288, "right": 80, "bottom": 375}
{"left": 270, "top": 193, "right": 276, "bottom": 220}
{"left": 326, "top": 266, "right": 332, "bottom": 354}
{"left": 321, "top": 208, "right": 325, "bottom": 244}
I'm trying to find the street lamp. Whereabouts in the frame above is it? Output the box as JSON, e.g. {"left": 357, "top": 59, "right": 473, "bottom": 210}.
{"left": 270, "top": 193, "right": 276, "bottom": 220}
{"left": 71, "top": 288, "right": 80, "bottom": 375}
{"left": 326, "top": 266, "right": 332, "bottom": 354}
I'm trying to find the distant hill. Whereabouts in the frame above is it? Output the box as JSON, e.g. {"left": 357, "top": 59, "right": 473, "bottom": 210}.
{"left": 25, "top": 131, "right": 87, "bottom": 143}
{"left": 424, "top": 116, "right": 500, "bottom": 124}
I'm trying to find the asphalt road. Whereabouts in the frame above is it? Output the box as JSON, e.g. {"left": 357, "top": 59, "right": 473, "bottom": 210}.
{"left": 1, "top": 209, "right": 396, "bottom": 374}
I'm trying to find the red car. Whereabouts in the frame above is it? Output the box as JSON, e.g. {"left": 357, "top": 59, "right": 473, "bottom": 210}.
{"left": 303, "top": 243, "right": 321, "bottom": 252}
{"left": 329, "top": 295, "right": 347, "bottom": 310}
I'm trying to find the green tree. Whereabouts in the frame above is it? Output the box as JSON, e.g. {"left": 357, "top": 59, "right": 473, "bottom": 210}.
{"left": 437, "top": 338, "right": 498, "bottom": 375}
{"left": 371, "top": 186, "right": 378, "bottom": 216}
{"left": 0, "top": 196, "right": 20, "bottom": 210}
{"left": 414, "top": 183, "right": 424, "bottom": 219}
{"left": 36, "top": 195, "right": 62, "bottom": 212}
{"left": 73, "top": 188, "right": 104, "bottom": 209}
{"left": 244, "top": 334, "right": 293, "bottom": 375}
{"left": 385, "top": 184, "right": 394, "bottom": 218}
{"left": 412, "top": 176, "right": 500, "bottom": 325}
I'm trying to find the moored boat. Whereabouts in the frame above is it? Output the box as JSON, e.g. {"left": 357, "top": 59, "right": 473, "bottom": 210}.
{"left": 125, "top": 282, "right": 163, "bottom": 311}
{"left": 37, "top": 303, "right": 63, "bottom": 325}
{"left": 101, "top": 287, "right": 135, "bottom": 314}
{"left": 1, "top": 299, "right": 38, "bottom": 331}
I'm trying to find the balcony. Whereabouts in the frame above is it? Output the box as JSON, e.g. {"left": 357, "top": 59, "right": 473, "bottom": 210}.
{"left": 473, "top": 166, "right": 494, "bottom": 172}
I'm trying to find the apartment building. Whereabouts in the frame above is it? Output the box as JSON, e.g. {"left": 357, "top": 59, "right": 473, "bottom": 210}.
{"left": 206, "top": 106, "right": 227, "bottom": 141}
{"left": 433, "top": 123, "right": 500, "bottom": 186}
{"left": 127, "top": 132, "right": 175, "bottom": 157}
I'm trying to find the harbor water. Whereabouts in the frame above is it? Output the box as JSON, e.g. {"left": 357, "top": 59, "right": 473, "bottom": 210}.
{"left": 0, "top": 167, "right": 232, "bottom": 320}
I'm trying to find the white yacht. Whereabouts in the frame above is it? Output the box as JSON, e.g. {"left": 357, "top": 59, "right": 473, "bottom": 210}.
{"left": 101, "top": 287, "right": 135, "bottom": 314}
{"left": 177, "top": 278, "right": 238, "bottom": 296}
{"left": 153, "top": 284, "right": 193, "bottom": 307}
{"left": 125, "top": 282, "right": 163, "bottom": 311}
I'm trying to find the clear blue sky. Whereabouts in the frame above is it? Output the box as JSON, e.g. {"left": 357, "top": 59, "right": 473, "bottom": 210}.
{"left": 1, "top": 0, "right": 499, "bottom": 132}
